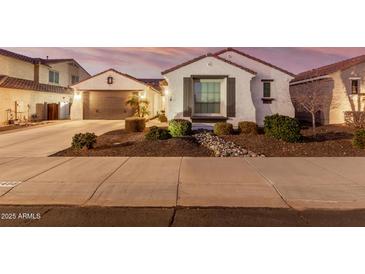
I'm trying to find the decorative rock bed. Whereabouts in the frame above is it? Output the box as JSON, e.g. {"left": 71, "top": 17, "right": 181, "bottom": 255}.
{"left": 193, "top": 132, "right": 264, "bottom": 157}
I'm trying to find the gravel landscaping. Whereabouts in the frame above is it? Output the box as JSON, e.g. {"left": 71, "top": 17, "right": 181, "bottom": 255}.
{"left": 223, "top": 125, "right": 365, "bottom": 157}
{"left": 194, "top": 132, "right": 264, "bottom": 157}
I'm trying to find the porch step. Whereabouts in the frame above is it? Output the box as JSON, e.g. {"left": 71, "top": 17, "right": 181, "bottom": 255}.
{"left": 191, "top": 116, "right": 228, "bottom": 123}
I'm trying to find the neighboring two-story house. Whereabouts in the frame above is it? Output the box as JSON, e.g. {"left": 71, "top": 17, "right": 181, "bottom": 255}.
{"left": 0, "top": 48, "right": 90, "bottom": 124}
{"left": 290, "top": 55, "right": 365, "bottom": 125}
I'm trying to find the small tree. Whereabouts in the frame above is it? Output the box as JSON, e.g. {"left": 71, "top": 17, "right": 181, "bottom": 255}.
{"left": 126, "top": 94, "right": 150, "bottom": 118}
{"left": 291, "top": 78, "right": 329, "bottom": 133}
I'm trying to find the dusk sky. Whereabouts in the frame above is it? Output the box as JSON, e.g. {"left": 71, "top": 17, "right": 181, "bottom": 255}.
{"left": 5, "top": 47, "right": 365, "bottom": 78}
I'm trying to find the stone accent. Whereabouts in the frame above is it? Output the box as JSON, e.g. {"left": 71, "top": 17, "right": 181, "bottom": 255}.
{"left": 193, "top": 132, "right": 264, "bottom": 157}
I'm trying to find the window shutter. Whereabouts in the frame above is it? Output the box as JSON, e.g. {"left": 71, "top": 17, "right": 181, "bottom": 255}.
{"left": 183, "top": 77, "right": 193, "bottom": 117}
{"left": 227, "top": 77, "right": 236, "bottom": 117}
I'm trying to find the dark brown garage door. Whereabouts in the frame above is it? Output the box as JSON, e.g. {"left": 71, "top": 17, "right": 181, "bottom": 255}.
{"left": 83, "top": 90, "right": 136, "bottom": 120}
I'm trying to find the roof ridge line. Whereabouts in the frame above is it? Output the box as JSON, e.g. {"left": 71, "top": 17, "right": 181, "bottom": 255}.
{"left": 213, "top": 47, "right": 295, "bottom": 77}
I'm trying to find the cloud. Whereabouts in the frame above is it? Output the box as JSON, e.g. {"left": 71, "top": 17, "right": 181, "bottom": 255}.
{"left": 4, "top": 47, "right": 365, "bottom": 77}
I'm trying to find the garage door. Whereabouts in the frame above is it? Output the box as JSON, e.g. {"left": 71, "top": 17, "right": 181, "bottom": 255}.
{"left": 83, "top": 90, "right": 136, "bottom": 119}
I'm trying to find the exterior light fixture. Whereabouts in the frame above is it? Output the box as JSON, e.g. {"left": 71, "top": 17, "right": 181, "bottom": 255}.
{"left": 107, "top": 76, "right": 113, "bottom": 84}
{"left": 74, "top": 91, "right": 81, "bottom": 100}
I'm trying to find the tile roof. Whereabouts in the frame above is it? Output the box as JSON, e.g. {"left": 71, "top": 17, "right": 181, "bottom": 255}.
{"left": 161, "top": 53, "right": 257, "bottom": 75}
{"left": 0, "top": 48, "right": 91, "bottom": 76}
{"left": 0, "top": 48, "right": 40, "bottom": 64}
{"left": 291, "top": 54, "right": 365, "bottom": 83}
{"left": 214, "top": 48, "right": 295, "bottom": 77}
{"left": 0, "top": 75, "right": 72, "bottom": 94}
{"left": 138, "top": 78, "right": 164, "bottom": 91}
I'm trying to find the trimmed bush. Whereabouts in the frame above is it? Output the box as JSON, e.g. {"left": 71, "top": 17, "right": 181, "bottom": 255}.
{"left": 168, "top": 119, "right": 192, "bottom": 137}
{"left": 352, "top": 129, "right": 365, "bottom": 149}
{"left": 214, "top": 122, "right": 233, "bottom": 136}
{"left": 264, "top": 114, "right": 302, "bottom": 143}
{"left": 125, "top": 117, "right": 146, "bottom": 132}
{"left": 238, "top": 121, "right": 258, "bottom": 135}
{"left": 72, "top": 132, "right": 97, "bottom": 150}
{"left": 145, "top": 126, "right": 171, "bottom": 140}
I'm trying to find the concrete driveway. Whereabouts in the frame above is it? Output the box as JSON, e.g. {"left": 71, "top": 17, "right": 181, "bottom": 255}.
{"left": 0, "top": 120, "right": 123, "bottom": 157}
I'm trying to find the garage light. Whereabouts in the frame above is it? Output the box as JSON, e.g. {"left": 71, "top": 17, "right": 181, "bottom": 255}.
{"left": 74, "top": 91, "right": 81, "bottom": 100}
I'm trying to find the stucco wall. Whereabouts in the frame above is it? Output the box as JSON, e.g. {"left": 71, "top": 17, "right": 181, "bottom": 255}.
{"left": 290, "top": 78, "right": 334, "bottom": 125}
{"left": 329, "top": 65, "right": 365, "bottom": 124}
{"left": 0, "top": 55, "right": 34, "bottom": 81}
{"left": 0, "top": 88, "right": 72, "bottom": 124}
{"left": 163, "top": 56, "right": 256, "bottom": 126}
{"left": 290, "top": 62, "right": 365, "bottom": 125}
{"left": 39, "top": 62, "right": 89, "bottom": 87}
{"left": 218, "top": 51, "right": 295, "bottom": 125}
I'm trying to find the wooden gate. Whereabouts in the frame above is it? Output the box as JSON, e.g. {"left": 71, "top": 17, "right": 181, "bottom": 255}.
{"left": 47, "top": 103, "right": 59, "bottom": 120}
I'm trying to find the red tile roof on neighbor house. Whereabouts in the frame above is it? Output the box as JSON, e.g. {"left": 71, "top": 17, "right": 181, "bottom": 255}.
{"left": 0, "top": 75, "right": 72, "bottom": 94}
{"left": 214, "top": 48, "right": 295, "bottom": 77}
{"left": 291, "top": 54, "right": 365, "bottom": 83}
{"left": 0, "top": 48, "right": 91, "bottom": 76}
{"left": 161, "top": 53, "right": 257, "bottom": 75}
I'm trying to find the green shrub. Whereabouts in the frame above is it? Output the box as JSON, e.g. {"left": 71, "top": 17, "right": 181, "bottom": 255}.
{"left": 168, "top": 119, "right": 192, "bottom": 137}
{"left": 125, "top": 117, "right": 146, "bottom": 132}
{"left": 352, "top": 129, "right": 365, "bottom": 149}
{"left": 238, "top": 121, "right": 258, "bottom": 135}
{"left": 214, "top": 122, "right": 233, "bottom": 136}
{"left": 145, "top": 126, "right": 171, "bottom": 140}
{"left": 72, "top": 132, "right": 97, "bottom": 150}
{"left": 264, "top": 114, "right": 302, "bottom": 143}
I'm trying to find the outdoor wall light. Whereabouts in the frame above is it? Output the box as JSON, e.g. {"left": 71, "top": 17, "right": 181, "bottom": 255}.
{"left": 74, "top": 91, "right": 81, "bottom": 100}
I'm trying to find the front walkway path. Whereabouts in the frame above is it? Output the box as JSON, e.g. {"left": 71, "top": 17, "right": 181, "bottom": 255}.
{"left": 1, "top": 157, "right": 365, "bottom": 210}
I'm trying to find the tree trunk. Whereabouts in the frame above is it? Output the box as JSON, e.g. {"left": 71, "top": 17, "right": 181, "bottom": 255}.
{"left": 311, "top": 112, "right": 316, "bottom": 134}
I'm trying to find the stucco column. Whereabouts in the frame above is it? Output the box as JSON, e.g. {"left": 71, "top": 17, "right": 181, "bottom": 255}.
{"left": 70, "top": 90, "right": 83, "bottom": 120}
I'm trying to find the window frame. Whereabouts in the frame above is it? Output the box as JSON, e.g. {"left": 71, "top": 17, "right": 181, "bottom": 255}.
{"left": 351, "top": 79, "right": 360, "bottom": 94}
{"left": 263, "top": 81, "right": 271, "bottom": 98}
{"left": 192, "top": 78, "right": 224, "bottom": 116}
{"left": 71, "top": 75, "right": 80, "bottom": 85}
{"left": 49, "top": 70, "right": 60, "bottom": 84}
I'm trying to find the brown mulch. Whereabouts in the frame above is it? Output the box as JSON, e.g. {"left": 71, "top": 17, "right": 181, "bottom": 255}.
{"left": 222, "top": 125, "right": 365, "bottom": 157}
{"left": 52, "top": 129, "right": 213, "bottom": 157}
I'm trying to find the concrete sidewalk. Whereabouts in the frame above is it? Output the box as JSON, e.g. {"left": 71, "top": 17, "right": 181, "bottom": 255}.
{"left": 1, "top": 156, "right": 365, "bottom": 210}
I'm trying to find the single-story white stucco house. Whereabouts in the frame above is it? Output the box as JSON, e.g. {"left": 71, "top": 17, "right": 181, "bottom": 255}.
{"left": 161, "top": 48, "right": 295, "bottom": 126}
{"left": 70, "top": 68, "right": 164, "bottom": 120}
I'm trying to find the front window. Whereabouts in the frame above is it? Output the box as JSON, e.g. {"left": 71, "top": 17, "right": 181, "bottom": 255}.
{"left": 49, "top": 70, "right": 59, "bottom": 84}
{"left": 194, "top": 79, "right": 221, "bottom": 114}
{"left": 351, "top": 79, "right": 360, "bottom": 94}
{"left": 263, "top": 82, "right": 271, "bottom": 97}
{"left": 71, "top": 75, "right": 80, "bottom": 84}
